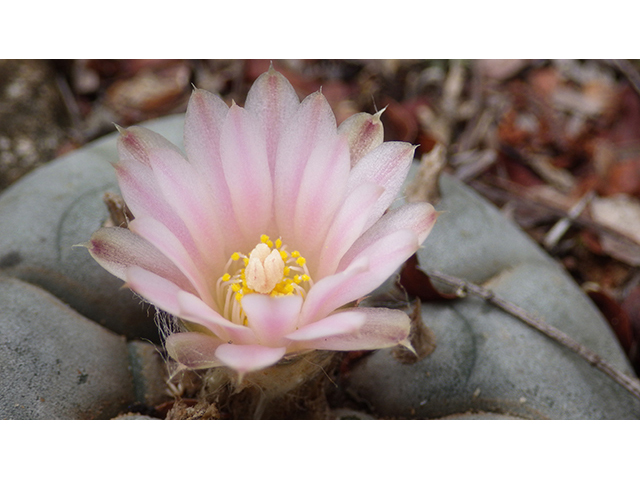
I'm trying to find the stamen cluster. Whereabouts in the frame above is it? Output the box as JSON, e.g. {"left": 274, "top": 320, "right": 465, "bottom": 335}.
{"left": 216, "top": 235, "right": 313, "bottom": 325}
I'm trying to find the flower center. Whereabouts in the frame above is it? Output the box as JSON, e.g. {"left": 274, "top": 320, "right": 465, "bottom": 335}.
{"left": 216, "top": 235, "right": 314, "bottom": 325}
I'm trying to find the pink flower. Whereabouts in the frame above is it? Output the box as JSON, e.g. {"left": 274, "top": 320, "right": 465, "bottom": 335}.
{"left": 88, "top": 67, "right": 437, "bottom": 375}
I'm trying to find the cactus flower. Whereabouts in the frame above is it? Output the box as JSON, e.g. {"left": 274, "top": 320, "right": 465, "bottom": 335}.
{"left": 88, "top": 67, "right": 437, "bottom": 375}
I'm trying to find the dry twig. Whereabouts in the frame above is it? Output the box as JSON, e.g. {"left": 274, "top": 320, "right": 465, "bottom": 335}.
{"left": 543, "top": 190, "right": 595, "bottom": 249}
{"left": 472, "top": 176, "right": 640, "bottom": 251}
{"left": 426, "top": 269, "right": 640, "bottom": 402}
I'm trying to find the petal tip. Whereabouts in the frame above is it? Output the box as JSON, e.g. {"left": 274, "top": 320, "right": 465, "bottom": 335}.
{"left": 373, "top": 105, "right": 387, "bottom": 122}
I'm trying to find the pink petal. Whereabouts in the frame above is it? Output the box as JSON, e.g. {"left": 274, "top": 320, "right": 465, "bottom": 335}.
{"left": 117, "top": 125, "right": 183, "bottom": 167}
{"left": 274, "top": 91, "right": 337, "bottom": 242}
{"left": 165, "top": 332, "right": 225, "bottom": 370}
{"left": 339, "top": 202, "right": 438, "bottom": 272}
{"left": 244, "top": 67, "right": 300, "bottom": 172}
{"left": 116, "top": 133, "right": 198, "bottom": 255}
{"left": 214, "top": 343, "right": 287, "bottom": 373}
{"left": 115, "top": 159, "right": 171, "bottom": 221}
{"left": 291, "top": 307, "right": 411, "bottom": 352}
{"left": 301, "top": 229, "right": 420, "bottom": 324}
{"left": 146, "top": 147, "right": 226, "bottom": 269}
{"left": 298, "top": 257, "right": 369, "bottom": 326}
{"left": 128, "top": 217, "right": 214, "bottom": 305}
{"left": 183, "top": 88, "right": 229, "bottom": 179}
{"left": 241, "top": 294, "right": 303, "bottom": 347}
{"left": 125, "top": 265, "right": 187, "bottom": 316}
{"left": 125, "top": 269, "right": 250, "bottom": 346}
{"left": 346, "top": 142, "right": 416, "bottom": 231}
{"left": 337, "top": 110, "right": 385, "bottom": 166}
{"left": 285, "top": 310, "right": 365, "bottom": 342}
{"left": 316, "top": 182, "right": 384, "bottom": 279}
{"left": 293, "top": 135, "right": 351, "bottom": 264}
{"left": 183, "top": 89, "right": 243, "bottom": 247}
{"left": 220, "top": 103, "right": 273, "bottom": 240}
{"left": 176, "top": 291, "right": 258, "bottom": 345}
{"left": 88, "top": 227, "right": 194, "bottom": 294}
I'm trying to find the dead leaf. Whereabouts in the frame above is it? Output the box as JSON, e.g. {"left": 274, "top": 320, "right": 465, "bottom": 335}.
{"left": 392, "top": 298, "right": 436, "bottom": 364}
{"left": 104, "top": 62, "right": 191, "bottom": 122}
{"left": 584, "top": 283, "right": 635, "bottom": 355}
{"left": 103, "top": 192, "right": 132, "bottom": 228}
{"left": 475, "top": 59, "right": 530, "bottom": 82}
{"left": 399, "top": 254, "right": 458, "bottom": 302}
{"left": 405, "top": 143, "right": 446, "bottom": 204}
{"left": 381, "top": 97, "right": 419, "bottom": 144}
{"left": 601, "top": 157, "right": 640, "bottom": 197}
{"left": 621, "top": 285, "right": 640, "bottom": 374}
{"left": 590, "top": 194, "right": 640, "bottom": 266}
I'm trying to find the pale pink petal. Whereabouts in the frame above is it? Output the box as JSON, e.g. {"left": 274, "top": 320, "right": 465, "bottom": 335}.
{"left": 220, "top": 103, "right": 273, "bottom": 240}
{"left": 165, "top": 332, "right": 225, "bottom": 370}
{"left": 176, "top": 291, "right": 258, "bottom": 345}
{"left": 339, "top": 202, "right": 438, "bottom": 272}
{"left": 291, "top": 307, "right": 411, "bottom": 352}
{"left": 285, "top": 310, "right": 365, "bottom": 341}
{"left": 214, "top": 344, "right": 287, "bottom": 373}
{"left": 115, "top": 160, "right": 189, "bottom": 237}
{"left": 116, "top": 132, "right": 198, "bottom": 255}
{"left": 274, "top": 91, "right": 337, "bottom": 241}
{"left": 125, "top": 265, "right": 187, "bottom": 316}
{"left": 115, "top": 159, "right": 167, "bottom": 220}
{"left": 241, "top": 294, "right": 303, "bottom": 347}
{"left": 244, "top": 67, "right": 300, "bottom": 172}
{"left": 298, "top": 257, "right": 369, "bottom": 326}
{"left": 117, "top": 125, "right": 183, "bottom": 167}
{"left": 88, "top": 227, "right": 194, "bottom": 294}
{"left": 301, "top": 230, "right": 420, "bottom": 324}
{"left": 293, "top": 135, "right": 351, "bottom": 263}
{"left": 183, "top": 88, "right": 229, "bottom": 178}
{"left": 129, "top": 217, "right": 214, "bottom": 305}
{"left": 147, "top": 147, "right": 226, "bottom": 268}
{"left": 316, "top": 182, "right": 384, "bottom": 279}
{"left": 337, "top": 110, "right": 385, "bottom": 166}
{"left": 126, "top": 269, "right": 245, "bottom": 347}
{"left": 183, "top": 89, "right": 243, "bottom": 247}
{"left": 346, "top": 142, "right": 416, "bottom": 231}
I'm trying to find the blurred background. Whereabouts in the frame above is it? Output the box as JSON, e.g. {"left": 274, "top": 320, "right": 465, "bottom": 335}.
{"left": 1, "top": 58, "right": 639, "bottom": 374}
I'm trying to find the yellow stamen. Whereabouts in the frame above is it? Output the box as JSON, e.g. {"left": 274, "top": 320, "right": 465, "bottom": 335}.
{"left": 215, "top": 235, "right": 314, "bottom": 327}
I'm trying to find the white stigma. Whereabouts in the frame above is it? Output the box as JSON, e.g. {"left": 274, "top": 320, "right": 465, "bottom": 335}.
{"left": 245, "top": 243, "right": 285, "bottom": 294}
